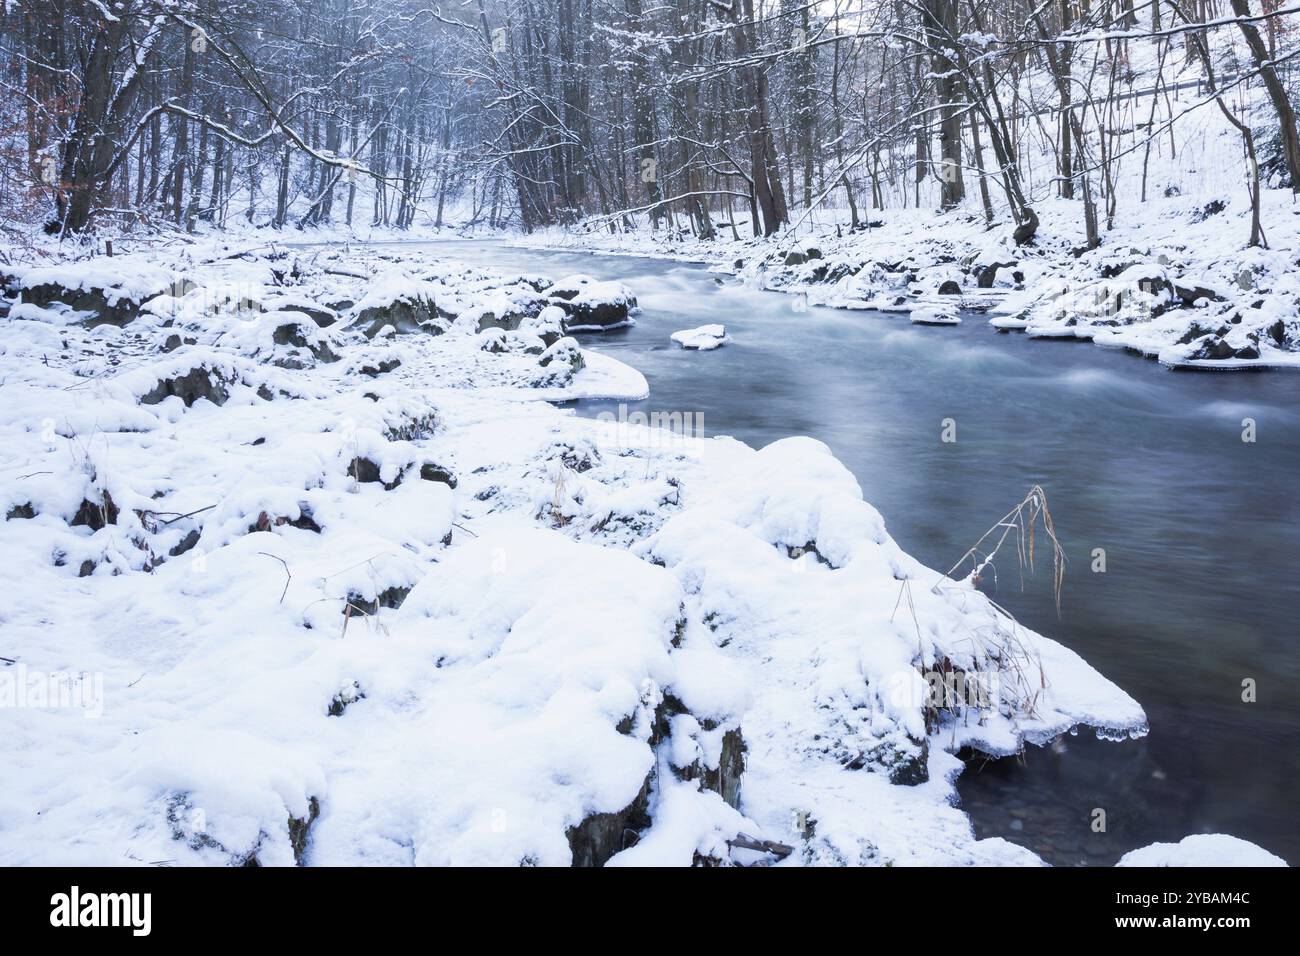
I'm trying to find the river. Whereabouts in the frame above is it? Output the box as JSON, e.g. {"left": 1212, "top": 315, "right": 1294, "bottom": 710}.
{"left": 356, "top": 238, "right": 1300, "bottom": 866}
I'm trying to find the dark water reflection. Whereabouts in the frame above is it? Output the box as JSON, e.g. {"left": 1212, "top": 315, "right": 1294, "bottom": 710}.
{"left": 379, "top": 239, "right": 1300, "bottom": 866}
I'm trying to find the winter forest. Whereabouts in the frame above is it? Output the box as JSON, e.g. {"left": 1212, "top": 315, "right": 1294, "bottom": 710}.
{"left": 3, "top": 0, "right": 1297, "bottom": 241}
{"left": 1, "top": 0, "right": 1298, "bottom": 878}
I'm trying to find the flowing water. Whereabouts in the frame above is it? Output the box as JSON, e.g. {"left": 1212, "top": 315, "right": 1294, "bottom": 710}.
{"left": 353, "top": 238, "right": 1300, "bottom": 866}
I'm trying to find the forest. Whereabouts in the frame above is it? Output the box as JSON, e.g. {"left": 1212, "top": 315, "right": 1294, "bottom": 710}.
{"left": 2, "top": 1, "right": 1296, "bottom": 243}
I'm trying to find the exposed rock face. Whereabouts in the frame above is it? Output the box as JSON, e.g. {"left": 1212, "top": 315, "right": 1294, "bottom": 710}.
{"left": 477, "top": 328, "right": 509, "bottom": 353}
{"left": 566, "top": 777, "right": 654, "bottom": 867}
{"left": 1173, "top": 282, "right": 1227, "bottom": 307}
{"left": 168, "top": 528, "right": 201, "bottom": 557}
{"left": 287, "top": 798, "right": 321, "bottom": 865}
{"left": 533, "top": 336, "right": 585, "bottom": 386}
{"left": 519, "top": 304, "right": 566, "bottom": 346}
{"left": 566, "top": 692, "right": 747, "bottom": 867}
{"left": 545, "top": 275, "right": 636, "bottom": 331}
{"left": 20, "top": 283, "right": 149, "bottom": 326}
{"left": 358, "top": 357, "right": 401, "bottom": 377}
{"left": 347, "top": 456, "right": 402, "bottom": 489}
{"left": 887, "top": 738, "right": 930, "bottom": 786}
{"left": 937, "top": 279, "right": 963, "bottom": 295}
{"left": 718, "top": 729, "right": 747, "bottom": 807}
{"left": 1189, "top": 334, "right": 1260, "bottom": 361}
{"left": 70, "top": 492, "right": 119, "bottom": 530}
{"left": 351, "top": 290, "right": 449, "bottom": 338}
{"left": 1266, "top": 318, "right": 1300, "bottom": 349}
{"left": 327, "top": 681, "right": 366, "bottom": 717}
{"left": 346, "top": 455, "right": 454, "bottom": 491}
{"left": 264, "top": 297, "right": 338, "bottom": 327}
{"left": 696, "top": 727, "right": 746, "bottom": 809}
{"left": 138, "top": 365, "right": 233, "bottom": 407}
{"left": 474, "top": 301, "right": 545, "bottom": 334}
{"left": 271, "top": 316, "right": 339, "bottom": 366}
{"left": 977, "top": 261, "right": 1017, "bottom": 288}
{"left": 345, "top": 583, "right": 413, "bottom": 615}
{"left": 239, "top": 798, "right": 321, "bottom": 866}
{"left": 810, "top": 261, "right": 859, "bottom": 284}
{"left": 419, "top": 462, "right": 457, "bottom": 487}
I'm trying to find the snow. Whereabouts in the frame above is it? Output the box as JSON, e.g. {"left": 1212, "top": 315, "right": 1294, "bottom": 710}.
{"left": 15, "top": 258, "right": 178, "bottom": 307}
{"left": 910, "top": 306, "right": 961, "bottom": 326}
{"left": 671, "top": 324, "right": 729, "bottom": 349}
{"left": 1117, "top": 835, "right": 1288, "bottom": 868}
{"left": 2, "top": 235, "right": 1275, "bottom": 867}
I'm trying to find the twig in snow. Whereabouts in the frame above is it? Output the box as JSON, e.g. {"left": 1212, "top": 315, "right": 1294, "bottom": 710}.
{"left": 155, "top": 504, "right": 217, "bottom": 525}
{"left": 257, "top": 552, "right": 292, "bottom": 604}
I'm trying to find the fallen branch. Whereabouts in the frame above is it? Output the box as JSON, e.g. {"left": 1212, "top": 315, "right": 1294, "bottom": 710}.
{"left": 728, "top": 833, "right": 794, "bottom": 859}
{"left": 257, "top": 552, "right": 292, "bottom": 604}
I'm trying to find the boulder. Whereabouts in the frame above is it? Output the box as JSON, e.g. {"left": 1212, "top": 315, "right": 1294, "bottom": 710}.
{"left": 349, "top": 278, "right": 450, "bottom": 338}
{"left": 418, "top": 462, "right": 457, "bottom": 488}
{"left": 519, "top": 304, "right": 566, "bottom": 346}
{"left": 1190, "top": 336, "right": 1235, "bottom": 360}
{"left": 910, "top": 306, "right": 961, "bottom": 326}
{"left": 21, "top": 282, "right": 146, "bottom": 326}
{"left": 474, "top": 301, "right": 545, "bottom": 334}
{"left": 357, "top": 356, "right": 401, "bottom": 377}
{"left": 263, "top": 296, "right": 338, "bottom": 328}
{"left": 347, "top": 456, "right": 401, "bottom": 489}
{"left": 138, "top": 364, "right": 233, "bottom": 407}
{"left": 538, "top": 336, "right": 585, "bottom": 373}
{"left": 270, "top": 315, "right": 339, "bottom": 365}
{"left": 1173, "top": 282, "right": 1227, "bottom": 307}
{"left": 477, "top": 328, "right": 509, "bottom": 353}
{"left": 670, "top": 324, "right": 728, "bottom": 350}
{"left": 977, "top": 261, "right": 1017, "bottom": 289}
{"left": 533, "top": 336, "right": 585, "bottom": 386}
{"left": 545, "top": 275, "right": 636, "bottom": 331}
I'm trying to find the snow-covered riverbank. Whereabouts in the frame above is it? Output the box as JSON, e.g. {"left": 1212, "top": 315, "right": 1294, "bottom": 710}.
{"left": 7, "top": 237, "right": 1287, "bottom": 866}
{"left": 518, "top": 185, "right": 1300, "bottom": 372}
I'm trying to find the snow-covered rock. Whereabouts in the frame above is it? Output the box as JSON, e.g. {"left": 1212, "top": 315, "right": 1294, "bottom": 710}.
{"left": 348, "top": 272, "right": 448, "bottom": 338}
{"left": 1117, "top": 835, "right": 1288, "bottom": 867}
{"left": 671, "top": 324, "right": 728, "bottom": 350}
{"left": 909, "top": 306, "right": 961, "bottom": 326}
{"left": 15, "top": 257, "right": 178, "bottom": 327}
{"left": 546, "top": 274, "right": 637, "bottom": 331}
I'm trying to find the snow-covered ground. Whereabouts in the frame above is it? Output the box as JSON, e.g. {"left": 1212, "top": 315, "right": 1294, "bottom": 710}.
{"left": 0, "top": 238, "right": 1282, "bottom": 866}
